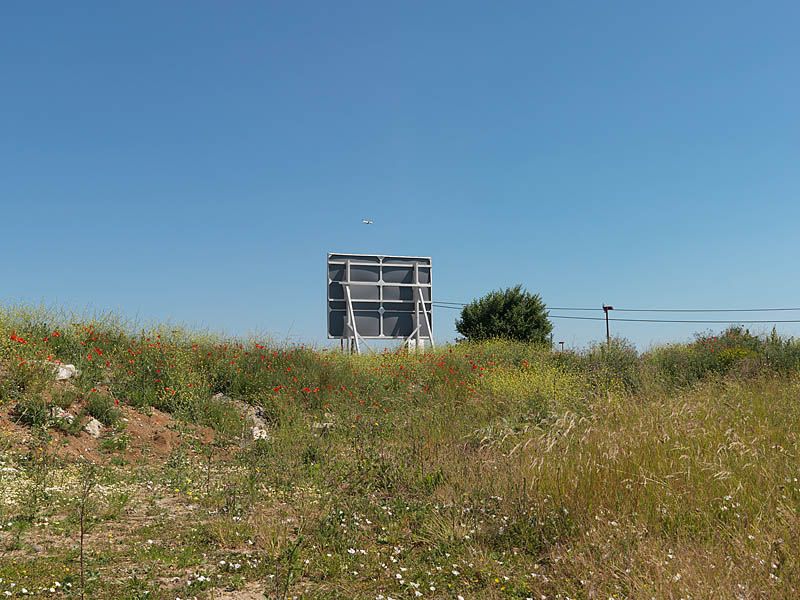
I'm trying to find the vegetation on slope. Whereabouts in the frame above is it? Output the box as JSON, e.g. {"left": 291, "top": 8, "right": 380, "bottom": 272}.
{"left": 0, "top": 307, "right": 799, "bottom": 598}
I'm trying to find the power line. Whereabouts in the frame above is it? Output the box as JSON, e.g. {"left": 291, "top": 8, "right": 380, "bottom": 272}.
{"left": 431, "top": 303, "right": 800, "bottom": 324}
{"left": 434, "top": 302, "right": 800, "bottom": 314}
{"left": 435, "top": 301, "right": 600, "bottom": 311}
{"left": 547, "top": 314, "right": 800, "bottom": 324}
{"left": 614, "top": 307, "right": 800, "bottom": 313}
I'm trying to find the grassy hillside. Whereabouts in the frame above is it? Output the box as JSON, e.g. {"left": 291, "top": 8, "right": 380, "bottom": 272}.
{"left": 1, "top": 307, "right": 799, "bottom": 599}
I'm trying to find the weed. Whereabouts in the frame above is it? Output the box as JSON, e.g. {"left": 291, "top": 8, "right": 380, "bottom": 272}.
{"left": 12, "top": 395, "right": 51, "bottom": 428}
{"left": 76, "top": 462, "right": 98, "bottom": 600}
{"left": 52, "top": 386, "right": 80, "bottom": 409}
{"left": 86, "top": 393, "right": 121, "bottom": 426}
{"left": 99, "top": 433, "right": 129, "bottom": 453}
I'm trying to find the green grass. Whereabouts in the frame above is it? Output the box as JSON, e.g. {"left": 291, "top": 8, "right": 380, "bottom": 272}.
{"left": 86, "top": 393, "right": 121, "bottom": 426}
{"left": 1, "top": 306, "right": 799, "bottom": 598}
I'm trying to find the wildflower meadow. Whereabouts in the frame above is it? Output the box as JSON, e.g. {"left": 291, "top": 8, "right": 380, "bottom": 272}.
{"left": 0, "top": 307, "right": 798, "bottom": 599}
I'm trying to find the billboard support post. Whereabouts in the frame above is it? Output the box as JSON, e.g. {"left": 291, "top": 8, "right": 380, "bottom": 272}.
{"left": 414, "top": 261, "right": 421, "bottom": 353}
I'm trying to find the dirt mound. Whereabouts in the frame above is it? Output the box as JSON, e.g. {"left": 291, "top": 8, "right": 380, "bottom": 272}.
{"left": 0, "top": 402, "right": 219, "bottom": 463}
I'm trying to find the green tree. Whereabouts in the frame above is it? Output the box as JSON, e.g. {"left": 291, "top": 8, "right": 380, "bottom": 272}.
{"left": 455, "top": 285, "right": 553, "bottom": 343}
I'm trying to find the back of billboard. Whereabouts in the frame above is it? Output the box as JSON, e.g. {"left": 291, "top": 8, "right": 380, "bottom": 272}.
{"left": 327, "top": 253, "right": 432, "bottom": 340}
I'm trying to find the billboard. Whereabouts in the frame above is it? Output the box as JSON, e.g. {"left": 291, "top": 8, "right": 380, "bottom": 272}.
{"left": 327, "top": 253, "right": 432, "bottom": 342}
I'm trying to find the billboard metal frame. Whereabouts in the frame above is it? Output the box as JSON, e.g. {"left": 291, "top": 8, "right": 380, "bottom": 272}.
{"left": 327, "top": 253, "right": 434, "bottom": 354}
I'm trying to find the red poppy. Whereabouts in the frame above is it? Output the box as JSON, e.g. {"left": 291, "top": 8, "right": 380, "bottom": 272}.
{"left": 10, "top": 332, "right": 27, "bottom": 344}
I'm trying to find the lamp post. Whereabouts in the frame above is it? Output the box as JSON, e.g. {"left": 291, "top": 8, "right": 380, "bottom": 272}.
{"left": 602, "top": 305, "right": 614, "bottom": 347}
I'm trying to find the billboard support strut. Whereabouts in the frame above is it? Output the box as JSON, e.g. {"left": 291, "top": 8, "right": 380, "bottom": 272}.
{"left": 404, "top": 261, "right": 434, "bottom": 353}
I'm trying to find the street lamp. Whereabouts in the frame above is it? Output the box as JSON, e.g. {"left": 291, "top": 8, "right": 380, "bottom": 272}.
{"left": 602, "top": 305, "right": 614, "bottom": 347}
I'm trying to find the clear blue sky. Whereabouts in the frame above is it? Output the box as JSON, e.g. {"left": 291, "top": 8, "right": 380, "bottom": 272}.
{"left": 2, "top": 1, "right": 799, "bottom": 348}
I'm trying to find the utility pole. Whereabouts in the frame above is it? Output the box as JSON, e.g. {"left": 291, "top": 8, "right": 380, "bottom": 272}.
{"left": 603, "top": 305, "right": 614, "bottom": 347}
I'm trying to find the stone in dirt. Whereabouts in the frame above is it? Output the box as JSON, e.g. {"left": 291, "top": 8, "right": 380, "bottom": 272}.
{"left": 312, "top": 412, "right": 335, "bottom": 433}
{"left": 212, "top": 392, "right": 272, "bottom": 442}
{"left": 84, "top": 418, "right": 103, "bottom": 438}
{"left": 311, "top": 421, "right": 335, "bottom": 433}
{"left": 251, "top": 425, "right": 270, "bottom": 440}
{"left": 50, "top": 406, "right": 75, "bottom": 423}
{"left": 52, "top": 363, "right": 79, "bottom": 381}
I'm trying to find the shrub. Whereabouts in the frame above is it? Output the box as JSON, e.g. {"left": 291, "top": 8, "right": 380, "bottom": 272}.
{"left": 87, "top": 393, "right": 121, "bottom": 426}
{"left": 584, "top": 338, "right": 641, "bottom": 395}
{"left": 456, "top": 285, "right": 553, "bottom": 343}
{"left": 485, "top": 362, "right": 585, "bottom": 417}
{"left": 12, "top": 395, "right": 50, "bottom": 428}
{"left": 52, "top": 413, "right": 82, "bottom": 436}
{"left": 100, "top": 434, "right": 129, "bottom": 453}
{"left": 763, "top": 329, "right": 800, "bottom": 373}
{"left": 645, "top": 326, "right": 773, "bottom": 388}
{"left": 51, "top": 387, "right": 80, "bottom": 409}
{"left": 178, "top": 394, "right": 245, "bottom": 439}
{"left": 0, "top": 361, "right": 49, "bottom": 404}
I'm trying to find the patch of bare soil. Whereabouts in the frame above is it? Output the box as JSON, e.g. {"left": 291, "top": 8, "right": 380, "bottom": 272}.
{"left": 0, "top": 400, "right": 222, "bottom": 464}
{"left": 121, "top": 405, "right": 215, "bottom": 459}
{"left": 212, "top": 582, "right": 266, "bottom": 599}
{"left": 0, "top": 403, "right": 35, "bottom": 446}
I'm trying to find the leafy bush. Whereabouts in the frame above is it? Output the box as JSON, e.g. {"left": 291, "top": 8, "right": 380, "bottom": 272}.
{"left": 456, "top": 285, "right": 553, "bottom": 343}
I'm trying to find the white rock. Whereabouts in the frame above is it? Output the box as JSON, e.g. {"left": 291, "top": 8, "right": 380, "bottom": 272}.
{"left": 83, "top": 418, "right": 103, "bottom": 438}
{"left": 212, "top": 393, "right": 273, "bottom": 442}
{"left": 312, "top": 421, "right": 335, "bottom": 432}
{"left": 50, "top": 406, "right": 75, "bottom": 423}
{"left": 251, "top": 425, "right": 270, "bottom": 441}
{"left": 53, "top": 364, "right": 79, "bottom": 381}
